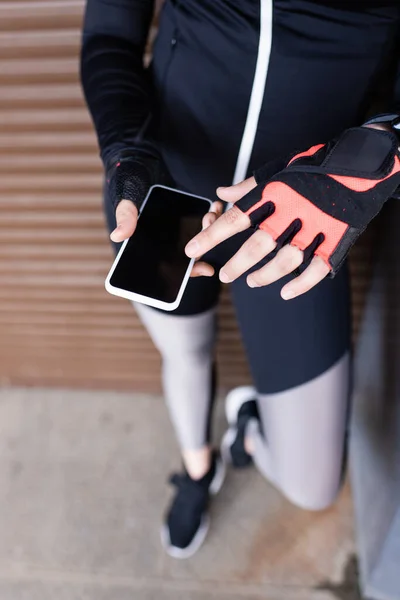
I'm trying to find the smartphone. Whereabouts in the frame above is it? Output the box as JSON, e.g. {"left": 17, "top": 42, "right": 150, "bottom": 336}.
{"left": 105, "top": 185, "right": 212, "bottom": 311}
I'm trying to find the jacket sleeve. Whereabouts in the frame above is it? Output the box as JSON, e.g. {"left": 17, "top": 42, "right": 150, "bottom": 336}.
{"left": 80, "top": 0, "right": 156, "bottom": 166}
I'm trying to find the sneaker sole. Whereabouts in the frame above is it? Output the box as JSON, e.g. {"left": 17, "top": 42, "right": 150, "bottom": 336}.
{"left": 161, "top": 514, "right": 210, "bottom": 559}
{"left": 220, "top": 386, "right": 256, "bottom": 464}
{"left": 209, "top": 454, "right": 226, "bottom": 496}
{"left": 161, "top": 456, "right": 226, "bottom": 559}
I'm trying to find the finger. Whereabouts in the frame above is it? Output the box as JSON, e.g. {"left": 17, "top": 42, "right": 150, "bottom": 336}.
{"left": 191, "top": 261, "right": 215, "bottom": 278}
{"left": 110, "top": 199, "right": 138, "bottom": 242}
{"left": 216, "top": 176, "right": 257, "bottom": 204}
{"left": 219, "top": 229, "right": 276, "bottom": 283}
{"left": 247, "top": 244, "right": 304, "bottom": 288}
{"left": 185, "top": 204, "right": 250, "bottom": 258}
{"left": 210, "top": 200, "right": 224, "bottom": 216}
{"left": 202, "top": 201, "right": 224, "bottom": 230}
{"left": 280, "top": 255, "right": 330, "bottom": 300}
{"left": 202, "top": 212, "right": 216, "bottom": 230}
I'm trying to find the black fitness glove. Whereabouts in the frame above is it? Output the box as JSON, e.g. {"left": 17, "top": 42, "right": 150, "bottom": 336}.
{"left": 106, "top": 142, "right": 171, "bottom": 211}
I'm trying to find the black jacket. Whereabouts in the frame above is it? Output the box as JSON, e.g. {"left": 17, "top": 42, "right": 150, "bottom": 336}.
{"left": 81, "top": 0, "right": 400, "bottom": 198}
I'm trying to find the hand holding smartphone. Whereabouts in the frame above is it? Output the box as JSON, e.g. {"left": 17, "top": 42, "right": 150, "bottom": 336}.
{"left": 105, "top": 185, "right": 212, "bottom": 311}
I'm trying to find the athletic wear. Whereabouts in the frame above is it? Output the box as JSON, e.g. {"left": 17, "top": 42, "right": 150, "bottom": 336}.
{"left": 134, "top": 302, "right": 216, "bottom": 450}
{"left": 247, "top": 354, "right": 350, "bottom": 511}
{"left": 106, "top": 146, "right": 170, "bottom": 210}
{"left": 221, "top": 387, "right": 260, "bottom": 468}
{"left": 161, "top": 452, "right": 226, "bottom": 558}
{"left": 82, "top": 1, "right": 400, "bottom": 187}
{"left": 238, "top": 126, "right": 400, "bottom": 273}
{"left": 90, "top": 0, "right": 400, "bottom": 391}
{"left": 81, "top": 0, "right": 398, "bottom": 519}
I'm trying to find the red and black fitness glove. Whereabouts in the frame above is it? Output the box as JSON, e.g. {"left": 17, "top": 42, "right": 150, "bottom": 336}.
{"left": 236, "top": 126, "right": 400, "bottom": 274}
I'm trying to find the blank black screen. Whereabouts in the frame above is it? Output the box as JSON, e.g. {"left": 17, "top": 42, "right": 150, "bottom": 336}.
{"left": 110, "top": 187, "right": 210, "bottom": 303}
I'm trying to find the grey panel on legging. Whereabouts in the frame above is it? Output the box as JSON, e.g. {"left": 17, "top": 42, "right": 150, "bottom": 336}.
{"left": 247, "top": 353, "right": 350, "bottom": 511}
{"left": 134, "top": 302, "right": 216, "bottom": 451}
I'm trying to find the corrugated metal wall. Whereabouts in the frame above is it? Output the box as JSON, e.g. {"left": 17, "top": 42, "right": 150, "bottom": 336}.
{"left": 0, "top": 0, "right": 368, "bottom": 392}
{"left": 0, "top": 0, "right": 252, "bottom": 391}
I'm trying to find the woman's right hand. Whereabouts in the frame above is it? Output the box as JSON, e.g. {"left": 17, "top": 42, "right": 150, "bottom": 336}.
{"left": 110, "top": 199, "right": 139, "bottom": 243}
{"left": 111, "top": 197, "right": 224, "bottom": 277}
{"left": 106, "top": 149, "right": 223, "bottom": 276}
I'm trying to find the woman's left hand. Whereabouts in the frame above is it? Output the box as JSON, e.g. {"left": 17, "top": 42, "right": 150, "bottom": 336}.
{"left": 186, "top": 123, "right": 400, "bottom": 299}
{"left": 185, "top": 177, "right": 329, "bottom": 299}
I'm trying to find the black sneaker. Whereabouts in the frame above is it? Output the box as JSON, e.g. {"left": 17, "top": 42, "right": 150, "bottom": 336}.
{"left": 220, "top": 386, "right": 260, "bottom": 468}
{"left": 161, "top": 452, "right": 226, "bottom": 559}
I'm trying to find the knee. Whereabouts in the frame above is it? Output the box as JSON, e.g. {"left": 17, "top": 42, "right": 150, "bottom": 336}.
{"left": 281, "top": 484, "right": 340, "bottom": 512}
{"left": 163, "top": 338, "right": 214, "bottom": 365}
{"left": 143, "top": 322, "right": 214, "bottom": 364}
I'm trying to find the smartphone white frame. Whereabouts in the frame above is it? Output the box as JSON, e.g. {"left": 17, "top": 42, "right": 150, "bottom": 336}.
{"left": 105, "top": 185, "right": 212, "bottom": 311}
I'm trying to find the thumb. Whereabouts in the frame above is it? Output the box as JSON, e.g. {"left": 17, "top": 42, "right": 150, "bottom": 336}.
{"left": 110, "top": 199, "right": 138, "bottom": 243}
{"left": 216, "top": 176, "right": 257, "bottom": 203}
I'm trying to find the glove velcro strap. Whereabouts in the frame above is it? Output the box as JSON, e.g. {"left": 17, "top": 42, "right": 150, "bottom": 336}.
{"left": 286, "top": 128, "right": 399, "bottom": 179}
{"left": 322, "top": 127, "right": 398, "bottom": 178}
